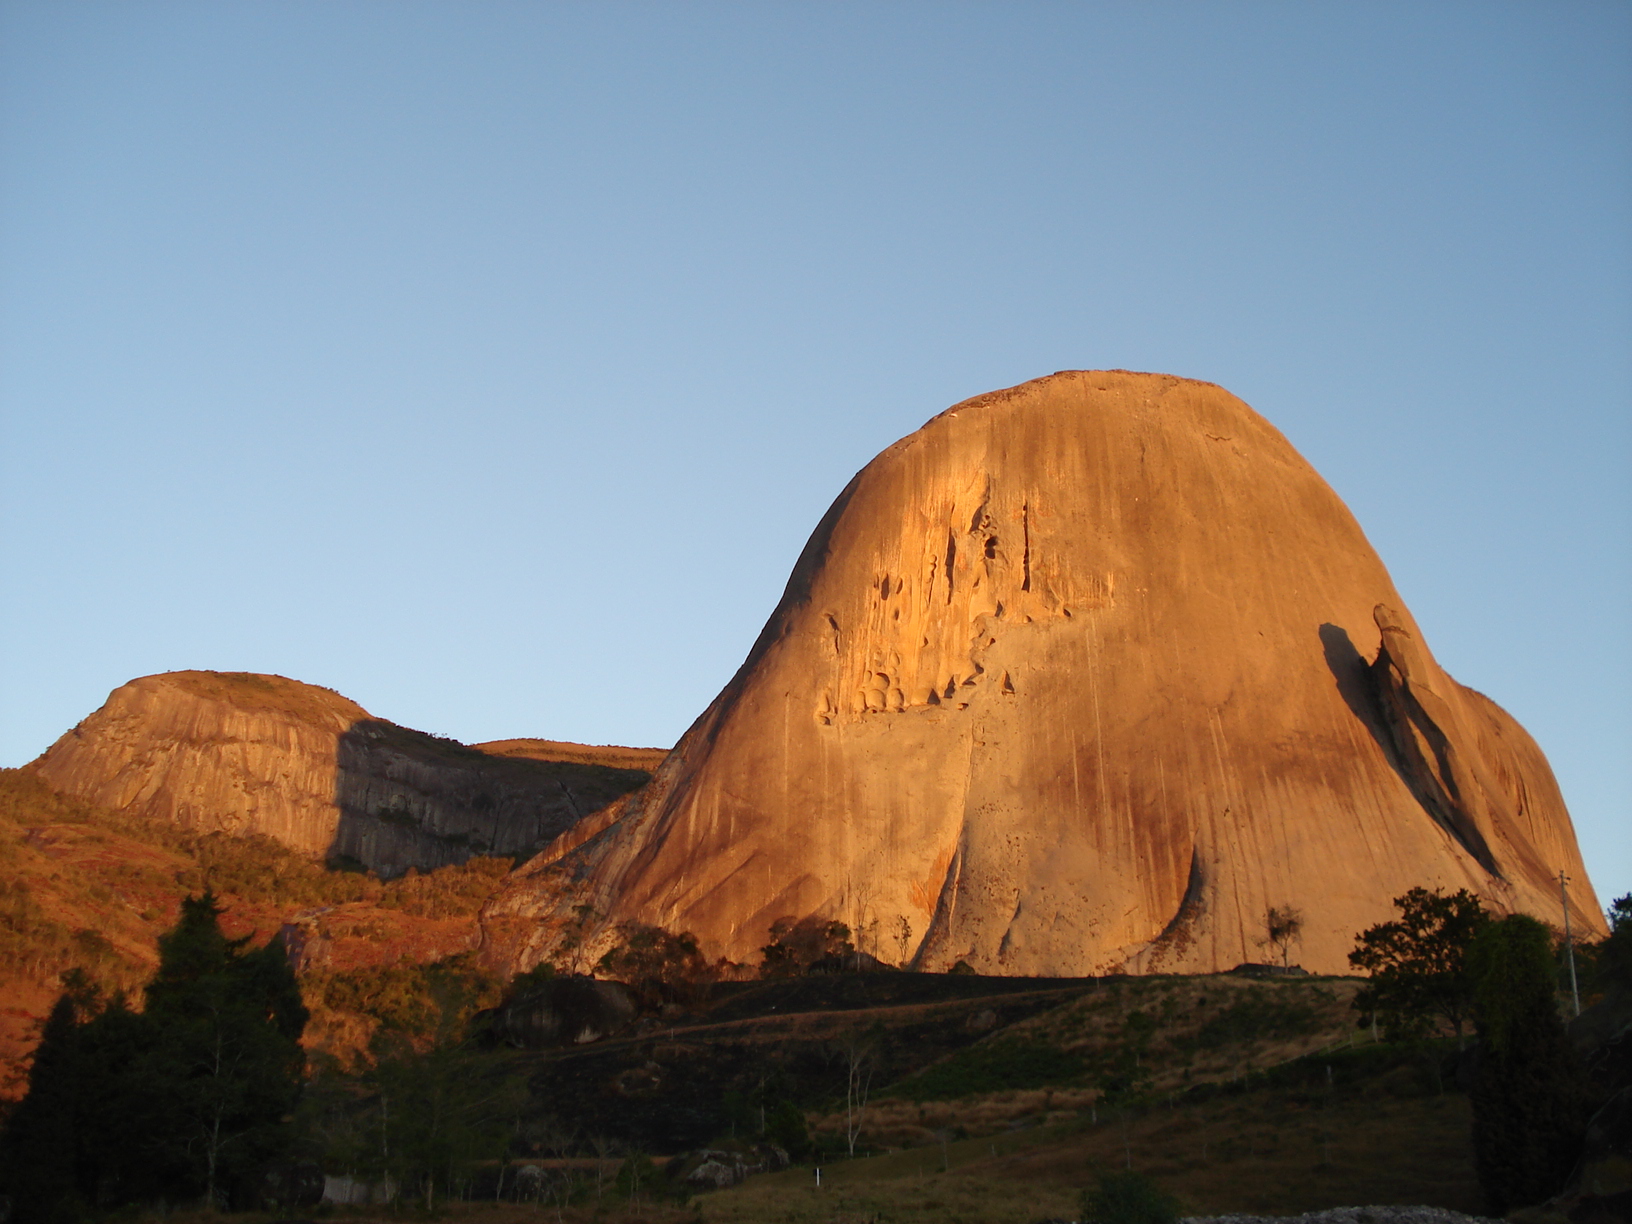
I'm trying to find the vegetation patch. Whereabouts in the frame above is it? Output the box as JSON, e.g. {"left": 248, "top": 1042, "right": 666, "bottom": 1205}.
{"left": 1191, "top": 992, "right": 1319, "bottom": 1050}
{"left": 887, "top": 1037, "right": 1088, "bottom": 1101}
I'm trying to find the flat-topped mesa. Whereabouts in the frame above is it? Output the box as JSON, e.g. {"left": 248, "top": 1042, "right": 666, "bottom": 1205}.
{"left": 30, "top": 671, "right": 659, "bottom": 877}
{"left": 498, "top": 370, "right": 1603, "bottom": 975}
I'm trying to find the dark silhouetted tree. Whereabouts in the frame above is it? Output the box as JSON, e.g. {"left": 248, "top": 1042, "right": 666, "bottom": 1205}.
{"left": 759, "top": 916, "right": 853, "bottom": 978}
{"left": 0, "top": 981, "right": 94, "bottom": 1224}
{"left": 1263, "top": 905, "right": 1303, "bottom": 967}
{"left": 0, "top": 895, "right": 308, "bottom": 1216}
{"left": 138, "top": 893, "right": 309, "bottom": 1206}
{"left": 1349, "top": 886, "right": 1489, "bottom": 1043}
{"left": 1467, "top": 913, "right": 1586, "bottom": 1214}
{"left": 595, "top": 922, "right": 712, "bottom": 1005}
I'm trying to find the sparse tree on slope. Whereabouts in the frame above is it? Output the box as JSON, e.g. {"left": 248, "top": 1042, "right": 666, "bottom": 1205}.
{"left": 1263, "top": 905, "right": 1303, "bottom": 968}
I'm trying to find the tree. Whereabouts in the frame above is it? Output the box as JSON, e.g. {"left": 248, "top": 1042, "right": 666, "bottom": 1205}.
{"left": 552, "top": 903, "right": 601, "bottom": 976}
{"left": 0, "top": 895, "right": 308, "bottom": 1216}
{"left": 1348, "top": 887, "right": 1489, "bottom": 1043}
{"left": 1262, "top": 905, "right": 1303, "bottom": 968}
{"left": 834, "top": 1024, "right": 883, "bottom": 1157}
{"left": 137, "top": 893, "right": 310, "bottom": 1207}
{"left": 1466, "top": 914, "right": 1587, "bottom": 1213}
{"left": 759, "top": 916, "right": 853, "bottom": 978}
{"left": 595, "top": 922, "right": 712, "bottom": 1004}
{"left": 368, "top": 1034, "right": 522, "bottom": 1209}
{"left": 337, "top": 955, "right": 520, "bottom": 1209}
{"left": 1581, "top": 893, "right": 1632, "bottom": 996}
{"left": 0, "top": 986, "right": 93, "bottom": 1224}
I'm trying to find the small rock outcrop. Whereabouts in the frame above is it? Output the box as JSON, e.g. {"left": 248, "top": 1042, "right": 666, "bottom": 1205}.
{"left": 665, "top": 1143, "right": 790, "bottom": 1190}
{"left": 485, "top": 976, "right": 639, "bottom": 1048}
{"left": 30, "top": 671, "right": 661, "bottom": 876}
{"left": 495, "top": 370, "right": 1603, "bottom": 976}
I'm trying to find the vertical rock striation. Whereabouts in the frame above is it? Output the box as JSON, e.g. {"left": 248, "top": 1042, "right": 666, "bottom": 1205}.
{"left": 499, "top": 370, "right": 1603, "bottom": 974}
{"left": 31, "top": 671, "right": 656, "bottom": 876}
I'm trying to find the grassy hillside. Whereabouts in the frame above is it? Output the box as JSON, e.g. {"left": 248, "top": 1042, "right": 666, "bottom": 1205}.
{"left": 0, "top": 768, "right": 518, "bottom": 1092}
{"left": 704, "top": 1052, "right": 1478, "bottom": 1222}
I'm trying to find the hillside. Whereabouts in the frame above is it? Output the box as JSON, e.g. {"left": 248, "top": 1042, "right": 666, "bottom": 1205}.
{"left": 0, "top": 767, "right": 527, "bottom": 1094}
{"left": 31, "top": 671, "right": 662, "bottom": 878}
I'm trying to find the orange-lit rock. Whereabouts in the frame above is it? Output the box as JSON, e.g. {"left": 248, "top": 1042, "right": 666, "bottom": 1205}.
{"left": 500, "top": 370, "right": 1603, "bottom": 974}
{"left": 31, "top": 671, "right": 657, "bottom": 876}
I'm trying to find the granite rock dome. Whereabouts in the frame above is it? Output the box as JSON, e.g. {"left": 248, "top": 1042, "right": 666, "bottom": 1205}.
{"left": 500, "top": 370, "right": 1602, "bottom": 975}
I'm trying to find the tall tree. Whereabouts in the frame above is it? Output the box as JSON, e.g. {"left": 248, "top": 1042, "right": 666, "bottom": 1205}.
{"left": 138, "top": 893, "right": 309, "bottom": 1207}
{"left": 0, "top": 988, "right": 89, "bottom": 1224}
{"left": 0, "top": 897, "right": 306, "bottom": 1216}
{"left": 1349, "top": 887, "right": 1489, "bottom": 1043}
{"left": 1467, "top": 914, "right": 1586, "bottom": 1214}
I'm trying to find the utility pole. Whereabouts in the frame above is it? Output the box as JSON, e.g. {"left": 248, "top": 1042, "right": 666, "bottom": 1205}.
{"left": 1559, "top": 870, "right": 1581, "bottom": 1017}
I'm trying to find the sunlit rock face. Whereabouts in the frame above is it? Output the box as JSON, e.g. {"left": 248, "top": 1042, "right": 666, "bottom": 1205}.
{"left": 30, "top": 671, "right": 656, "bottom": 876}
{"left": 508, "top": 370, "right": 1603, "bottom": 974}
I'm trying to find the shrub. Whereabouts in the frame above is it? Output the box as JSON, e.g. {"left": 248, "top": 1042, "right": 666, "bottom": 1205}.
{"left": 1081, "top": 1170, "right": 1180, "bottom": 1224}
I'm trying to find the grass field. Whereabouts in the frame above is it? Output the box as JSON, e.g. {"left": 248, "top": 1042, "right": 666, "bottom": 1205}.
{"left": 701, "top": 1068, "right": 1481, "bottom": 1223}
{"left": 103, "top": 1075, "right": 1477, "bottom": 1224}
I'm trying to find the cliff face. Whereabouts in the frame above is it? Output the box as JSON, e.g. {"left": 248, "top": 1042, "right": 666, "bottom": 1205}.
{"left": 30, "top": 672, "right": 658, "bottom": 876}
{"left": 496, "top": 370, "right": 1602, "bottom": 975}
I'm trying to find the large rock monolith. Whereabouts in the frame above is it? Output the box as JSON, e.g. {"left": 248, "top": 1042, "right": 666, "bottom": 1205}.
{"left": 497, "top": 370, "right": 1602, "bottom": 974}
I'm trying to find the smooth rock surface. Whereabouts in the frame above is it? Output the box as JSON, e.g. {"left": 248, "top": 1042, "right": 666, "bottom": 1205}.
{"left": 497, "top": 371, "right": 1603, "bottom": 974}
{"left": 30, "top": 671, "right": 657, "bottom": 876}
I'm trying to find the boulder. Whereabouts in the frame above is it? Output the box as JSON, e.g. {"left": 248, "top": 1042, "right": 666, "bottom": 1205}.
{"left": 665, "top": 1142, "right": 790, "bottom": 1189}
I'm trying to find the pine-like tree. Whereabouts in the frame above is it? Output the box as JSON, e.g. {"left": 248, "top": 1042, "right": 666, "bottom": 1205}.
{"left": 0, "top": 895, "right": 308, "bottom": 1216}
{"left": 1467, "top": 914, "right": 1587, "bottom": 1214}
{"left": 137, "top": 893, "right": 309, "bottom": 1207}
{"left": 0, "top": 990, "right": 88, "bottom": 1224}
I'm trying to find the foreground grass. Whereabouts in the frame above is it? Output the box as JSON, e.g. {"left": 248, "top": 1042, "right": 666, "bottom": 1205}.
{"left": 701, "top": 1074, "right": 1480, "bottom": 1223}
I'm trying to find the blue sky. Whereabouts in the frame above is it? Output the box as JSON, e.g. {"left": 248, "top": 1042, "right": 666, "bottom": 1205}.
{"left": 2, "top": 1, "right": 1628, "bottom": 907}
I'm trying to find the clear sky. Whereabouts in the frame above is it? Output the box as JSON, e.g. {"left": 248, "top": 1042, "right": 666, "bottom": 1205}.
{"left": 2, "top": 2, "right": 1628, "bottom": 908}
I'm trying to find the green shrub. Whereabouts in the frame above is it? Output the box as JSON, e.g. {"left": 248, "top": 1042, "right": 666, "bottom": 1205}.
{"left": 1081, "top": 1170, "right": 1180, "bottom": 1224}
{"left": 305, "top": 953, "right": 503, "bottom": 1049}
{"left": 376, "top": 857, "right": 513, "bottom": 919}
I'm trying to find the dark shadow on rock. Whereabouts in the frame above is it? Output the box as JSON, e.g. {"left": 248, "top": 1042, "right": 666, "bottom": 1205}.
{"left": 1320, "top": 623, "right": 1387, "bottom": 738}
{"left": 327, "top": 719, "right": 654, "bottom": 878}
{"left": 1320, "top": 622, "right": 1498, "bottom": 875}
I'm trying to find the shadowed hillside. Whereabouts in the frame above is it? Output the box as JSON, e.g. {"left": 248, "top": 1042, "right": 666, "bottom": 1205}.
{"left": 30, "top": 671, "right": 663, "bottom": 878}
